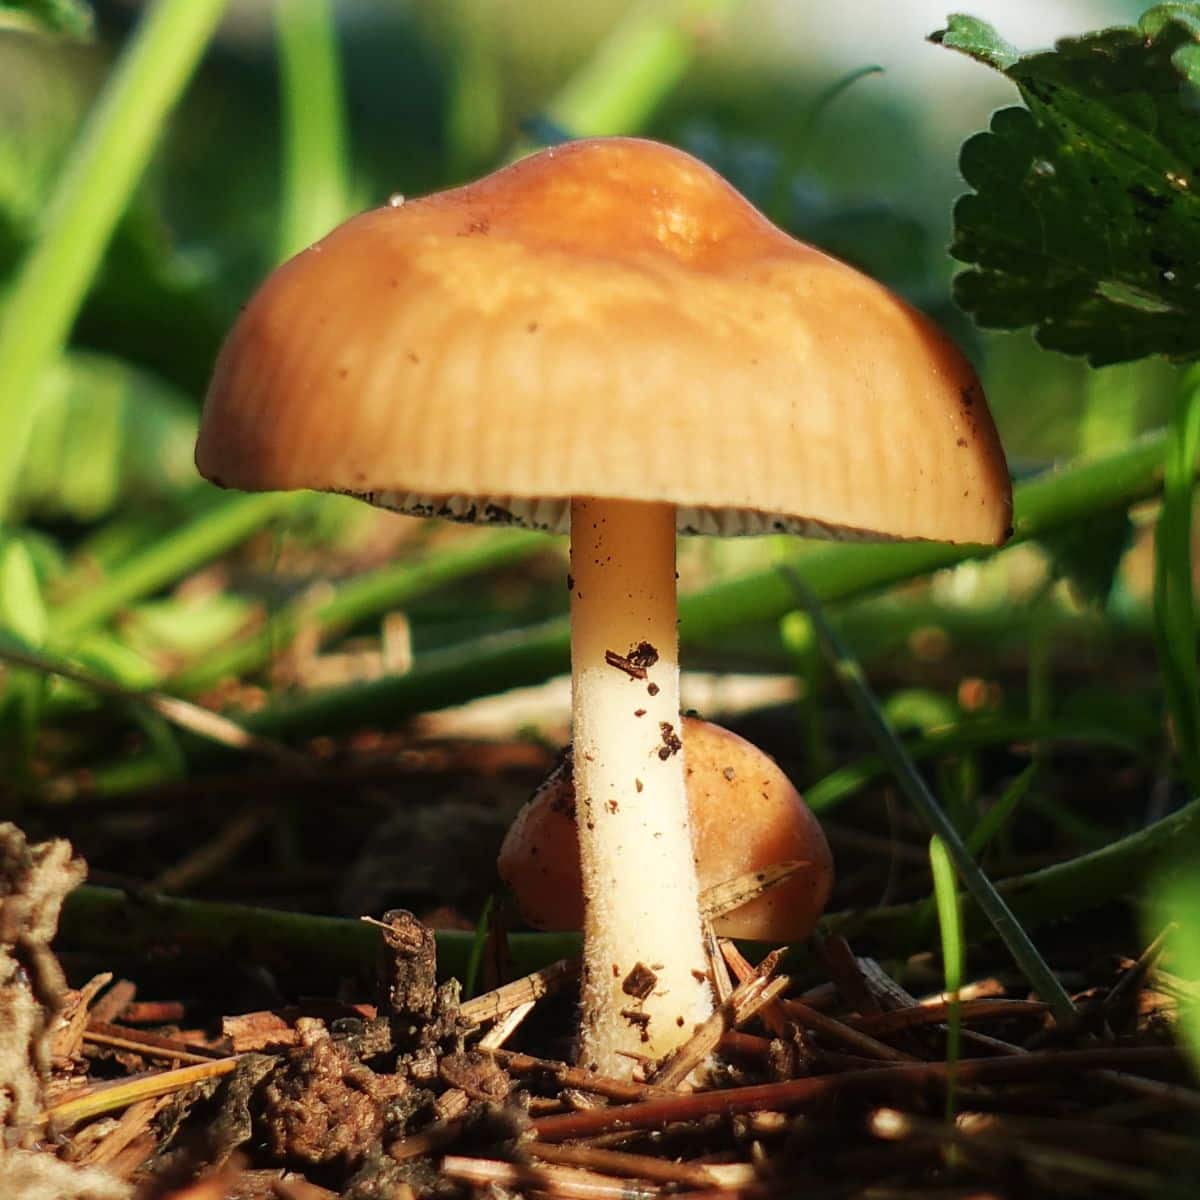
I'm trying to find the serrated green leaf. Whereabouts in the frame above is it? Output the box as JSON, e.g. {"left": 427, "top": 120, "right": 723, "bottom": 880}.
{"left": 930, "top": 14, "right": 1018, "bottom": 70}
{"left": 937, "top": 6, "right": 1200, "bottom": 363}
{"left": 1140, "top": 4, "right": 1200, "bottom": 43}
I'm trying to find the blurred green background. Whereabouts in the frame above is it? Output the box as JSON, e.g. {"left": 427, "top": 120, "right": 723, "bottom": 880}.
{"left": 0, "top": 0, "right": 1194, "bottom": 950}
{"left": 0, "top": 0, "right": 1165, "bottom": 480}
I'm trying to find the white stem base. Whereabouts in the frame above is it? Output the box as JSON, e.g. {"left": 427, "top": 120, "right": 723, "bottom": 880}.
{"left": 569, "top": 497, "right": 713, "bottom": 1077}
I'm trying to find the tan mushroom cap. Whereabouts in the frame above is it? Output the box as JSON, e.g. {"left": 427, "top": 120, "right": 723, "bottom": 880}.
{"left": 499, "top": 717, "right": 834, "bottom": 942}
{"left": 197, "top": 137, "right": 1011, "bottom": 544}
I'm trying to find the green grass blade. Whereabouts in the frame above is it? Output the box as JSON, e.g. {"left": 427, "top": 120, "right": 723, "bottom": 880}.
{"left": 783, "top": 569, "right": 1077, "bottom": 1025}
{"left": 275, "top": 0, "right": 352, "bottom": 260}
{"left": 827, "top": 796, "right": 1200, "bottom": 951}
{"left": 528, "top": 0, "right": 742, "bottom": 146}
{"left": 804, "top": 718, "right": 1134, "bottom": 814}
{"left": 929, "top": 835, "right": 963, "bottom": 1121}
{"left": 463, "top": 896, "right": 493, "bottom": 1000}
{"left": 77, "top": 431, "right": 1182, "bottom": 794}
{"left": 0, "top": 0, "right": 231, "bottom": 518}
{"left": 965, "top": 764, "right": 1037, "bottom": 858}
{"left": 60, "top": 884, "right": 575, "bottom": 987}
{"left": 64, "top": 801, "right": 1196, "bottom": 991}
{"left": 1147, "top": 870, "right": 1200, "bottom": 1075}
{"left": 443, "top": 0, "right": 504, "bottom": 176}
{"left": 170, "top": 528, "right": 545, "bottom": 693}
{"left": 49, "top": 492, "right": 297, "bottom": 640}
{"left": 779, "top": 609, "right": 833, "bottom": 782}
{"left": 250, "top": 431, "right": 1180, "bottom": 743}
{"left": 126, "top": 704, "right": 187, "bottom": 781}
{"left": 1151, "top": 364, "right": 1200, "bottom": 790}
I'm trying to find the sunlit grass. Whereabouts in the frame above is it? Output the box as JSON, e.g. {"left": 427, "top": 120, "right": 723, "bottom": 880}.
{"left": 0, "top": 0, "right": 231, "bottom": 518}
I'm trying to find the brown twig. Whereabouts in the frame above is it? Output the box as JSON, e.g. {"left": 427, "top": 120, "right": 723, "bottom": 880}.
{"left": 76, "top": 1096, "right": 165, "bottom": 1166}
{"left": 722, "top": 931, "right": 914, "bottom": 1063}
{"left": 951, "top": 1108, "right": 1200, "bottom": 1165}
{"left": 84, "top": 1022, "right": 221, "bottom": 1066}
{"left": 650, "top": 952, "right": 788, "bottom": 1088}
{"left": 51, "top": 972, "right": 114, "bottom": 1061}
{"left": 442, "top": 1154, "right": 661, "bottom": 1199}
{"left": 869, "top": 1106, "right": 1165, "bottom": 1193}
{"left": 153, "top": 805, "right": 276, "bottom": 894}
{"left": 701, "top": 861, "right": 809, "bottom": 924}
{"left": 0, "top": 642, "right": 308, "bottom": 768}
{"left": 532, "top": 1048, "right": 1185, "bottom": 1140}
{"left": 719, "top": 942, "right": 785, "bottom": 1034}
{"left": 524, "top": 1141, "right": 749, "bottom": 1188}
{"left": 1103, "top": 925, "right": 1174, "bottom": 1024}
{"left": 460, "top": 958, "right": 579, "bottom": 1026}
{"left": 490, "top": 1049, "right": 675, "bottom": 1103}
{"left": 853, "top": 999, "right": 1048, "bottom": 1036}
{"left": 1093, "top": 1070, "right": 1200, "bottom": 1113}
{"left": 706, "top": 923, "right": 733, "bottom": 1005}
{"left": 841, "top": 958, "right": 1027, "bottom": 1056}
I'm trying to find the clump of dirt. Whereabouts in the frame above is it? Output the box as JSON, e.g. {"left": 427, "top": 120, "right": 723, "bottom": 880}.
{"left": 257, "top": 1019, "right": 406, "bottom": 1166}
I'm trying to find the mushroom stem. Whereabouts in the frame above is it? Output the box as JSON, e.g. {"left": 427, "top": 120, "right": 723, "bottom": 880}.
{"left": 569, "top": 497, "right": 713, "bottom": 1076}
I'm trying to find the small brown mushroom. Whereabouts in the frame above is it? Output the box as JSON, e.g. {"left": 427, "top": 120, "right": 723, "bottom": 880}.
{"left": 499, "top": 717, "right": 834, "bottom": 943}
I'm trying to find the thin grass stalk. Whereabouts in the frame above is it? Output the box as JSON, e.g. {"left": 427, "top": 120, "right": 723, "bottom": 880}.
{"left": 929, "top": 835, "right": 964, "bottom": 1121}
{"left": 78, "top": 431, "right": 1185, "bottom": 794}
{"left": 782, "top": 569, "right": 1077, "bottom": 1025}
{"left": 827, "top": 794, "right": 1200, "bottom": 949}
{"left": 241, "top": 430, "right": 1182, "bottom": 744}
{"left": 169, "top": 528, "right": 545, "bottom": 693}
{"left": 59, "top": 884, "right": 569, "bottom": 985}
{"left": 58, "top": 795, "right": 1200, "bottom": 987}
{"left": 274, "top": 0, "right": 352, "bottom": 260}
{"left": 49, "top": 492, "right": 297, "bottom": 640}
{"left": 1151, "top": 364, "right": 1200, "bottom": 791}
{"left": 522, "top": 0, "right": 743, "bottom": 150}
{"left": 463, "top": 896, "right": 493, "bottom": 1000}
{"left": 443, "top": 0, "right": 505, "bottom": 175}
{"left": 805, "top": 718, "right": 1122, "bottom": 814}
{"left": 0, "top": 0, "right": 231, "bottom": 517}
{"left": 965, "top": 763, "right": 1037, "bottom": 857}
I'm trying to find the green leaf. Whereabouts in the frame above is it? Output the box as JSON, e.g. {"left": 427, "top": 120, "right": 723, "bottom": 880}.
{"left": 1152, "top": 364, "right": 1200, "bottom": 789}
{"left": 0, "top": 539, "right": 48, "bottom": 647}
{"left": 0, "top": 0, "right": 232, "bottom": 517}
{"left": 0, "top": 539, "right": 50, "bottom": 747}
{"left": 935, "top": 6, "right": 1200, "bottom": 363}
{"left": 930, "top": 14, "right": 1018, "bottom": 70}
{"left": 17, "top": 353, "right": 197, "bottom": 523}
{"left": 1, "top": 0, "right": 92, "bottom": 36}
{"left": 1146, "top": 865, "right": 1200, "bottom": 1073}
{"left": 1039, "top": 506, "right": 1134, "bottom": 607}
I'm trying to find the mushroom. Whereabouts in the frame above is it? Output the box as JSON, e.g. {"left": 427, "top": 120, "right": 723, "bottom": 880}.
{"left": 195, "top": 136, "right": 1011, "bottom": 1077}
{"left": 499, "top": 716, "right": 834, "bottom": 943}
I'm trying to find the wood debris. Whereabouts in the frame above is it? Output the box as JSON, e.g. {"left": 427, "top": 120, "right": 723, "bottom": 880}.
{"left": 4, "top": 818, "right": 1198, "bottom": 1199}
